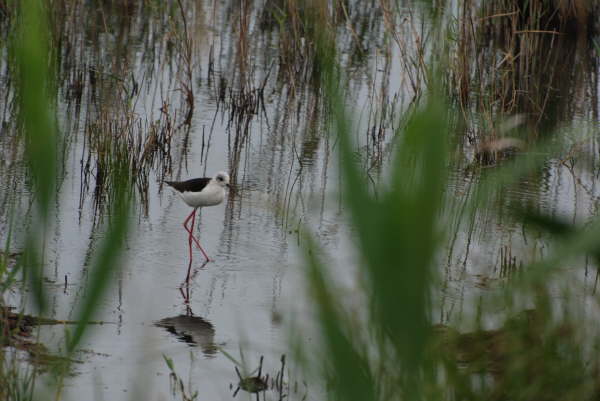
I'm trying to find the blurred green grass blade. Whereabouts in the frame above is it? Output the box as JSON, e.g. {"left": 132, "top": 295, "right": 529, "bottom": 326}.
{"left": 13, "top": 0, "right": 135, "bottom": 352}
{"left": 13, "top": 0, "right": 58, "bottom": 312}
{"left": 510, "top": 205, "right": 600, "bottom": 284}
{"left": 509, "top": 216, "right": 600, "bottom": 290}
{"left": 66, "top": 173, "right": 131, "bottom": 353}
{"left": 14, "top": 0, "right": 57, "bottom": 213}
{"left": 514, "top": 207, "right": 573, "bottom": 236}
{"left": 318, "top": 20, "right": 451, "bottom": 397}
{"left": 304, "top": 234, "right": 376, "bottom": 401}
{"left": 333, "top": 83, "right": 449, "bottom": 366}
{"left": 381, "top": 95, "right": 448, "bottom": 370}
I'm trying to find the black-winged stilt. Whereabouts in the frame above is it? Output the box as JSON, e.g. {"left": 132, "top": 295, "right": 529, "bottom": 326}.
{"left": 165, "top": 171, "right": 230, "bottom": 278}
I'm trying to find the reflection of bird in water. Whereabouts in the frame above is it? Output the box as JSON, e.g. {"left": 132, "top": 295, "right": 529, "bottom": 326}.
{"left": 155, "top": 315, "right": 218, "bottom": 358}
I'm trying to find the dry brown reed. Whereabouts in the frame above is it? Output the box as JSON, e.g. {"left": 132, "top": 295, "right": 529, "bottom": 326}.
{"left": 174, "top": 0, "right": 195, "bottom": 126}
{"left": 449, "top": 0, "right": 598, "bottom": 146}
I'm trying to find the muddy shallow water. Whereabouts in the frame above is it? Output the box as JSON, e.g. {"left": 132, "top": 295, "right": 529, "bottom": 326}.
{"left": 1, "top": 1, "right": 599, "bottom": 400}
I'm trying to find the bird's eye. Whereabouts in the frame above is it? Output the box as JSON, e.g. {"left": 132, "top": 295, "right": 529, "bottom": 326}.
{"left": 217, "top": 176, "right": 223, "bottom": 181}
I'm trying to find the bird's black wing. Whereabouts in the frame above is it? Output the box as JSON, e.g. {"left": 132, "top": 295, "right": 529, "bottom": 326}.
{"left": 165, "top": 177, "right": 211, "bottom": 193}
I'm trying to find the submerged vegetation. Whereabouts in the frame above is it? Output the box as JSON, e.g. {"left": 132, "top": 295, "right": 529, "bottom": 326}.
{"left": 0, "top": 0, "right": 599, "bottom": 400}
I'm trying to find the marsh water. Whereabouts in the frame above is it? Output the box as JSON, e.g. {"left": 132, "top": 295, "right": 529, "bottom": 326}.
{"left": 0, "top": 1, "right": 599, "bottom": 400}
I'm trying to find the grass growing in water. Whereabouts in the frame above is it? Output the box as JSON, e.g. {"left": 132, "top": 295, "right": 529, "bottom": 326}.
{"left": 2, "top": 0, "right": 133, "bottom": 398}
{"left": 0, "top": 0, "right": 599, "bottom": 400}
{"left": 300, "top": 2, "right": 600, "bottom": 401}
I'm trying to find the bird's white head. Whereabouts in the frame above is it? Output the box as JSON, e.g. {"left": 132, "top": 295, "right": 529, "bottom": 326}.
{"left": 213, "top": 171, "right": 230, "bottom": 188}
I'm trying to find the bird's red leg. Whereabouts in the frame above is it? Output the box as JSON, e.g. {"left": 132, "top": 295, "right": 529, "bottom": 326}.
{"left": 185, "top": 254, "right": 193, "bottom": 283}
{"left": 182, "top": 208, "right": 211, "bottom": 262}
{"left": 183, "top": 209, "right": 196, "bottom": 234}
{"left": 189, "top": 210, "right": 210, "bottom": 262}
{"left": 183, "top": 209, "right": 195, "bottom": 267}
{"left": 186, "top": 211, "right": 195, "bottom": 281}
{"left": 183, "top": 209, "right": 200, "bottom": 247}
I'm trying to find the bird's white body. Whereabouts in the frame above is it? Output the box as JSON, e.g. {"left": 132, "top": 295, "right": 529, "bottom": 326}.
{"left": 167, "top": 171, "right": 230, "bottom": 209}
{"left": 179, "top": 182, "right": 226, "bottom": 208}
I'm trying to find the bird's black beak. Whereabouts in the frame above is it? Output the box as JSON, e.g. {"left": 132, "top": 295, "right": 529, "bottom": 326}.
{"left": 226, "top": 183, "right": 231, "bottom": 188}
